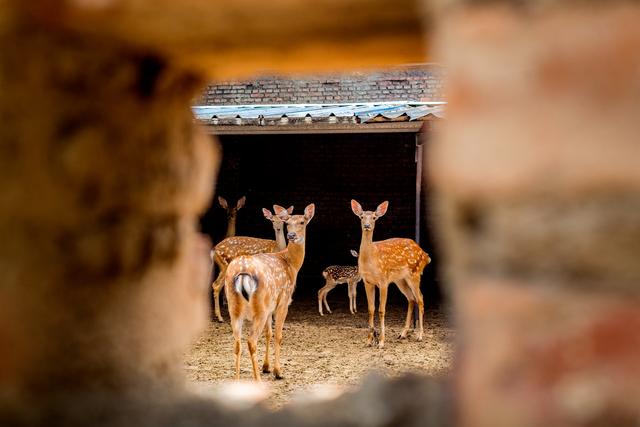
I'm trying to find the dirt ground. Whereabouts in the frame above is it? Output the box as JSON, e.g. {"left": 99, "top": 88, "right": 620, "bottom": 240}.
{"left": 184, "top": 294, "right": 454, "bottom": 408}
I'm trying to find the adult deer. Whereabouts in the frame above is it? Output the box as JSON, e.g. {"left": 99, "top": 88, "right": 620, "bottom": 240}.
{"left": 218, "top": 196, "right": 246, "bottom": 238}
{"left": 210, "top": 205, "right": 292, "bottom": 322}
{"left": 318, "top": 250, "right": 361, "bottom": 316}
{"left": 225, "top": 204, "right": 315, "bottom": 381}
{"left": 351, "top": 200, "right": 431, "bottom": 349}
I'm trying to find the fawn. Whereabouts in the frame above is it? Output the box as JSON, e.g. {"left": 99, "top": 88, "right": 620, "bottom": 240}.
{"left": 210, "top": 205, "right": 292, "bottom": 322}
{"left": 351, "top": 200, "right": 431, "bottom": 349}
{"left": 218, "top": 196, "right": 246, "bottom": 238}
{"left": 318, "top": 250, "right": 361, "bottom": 316}
{"left": 225, "top": 204, "right": 315, "bottom": 380}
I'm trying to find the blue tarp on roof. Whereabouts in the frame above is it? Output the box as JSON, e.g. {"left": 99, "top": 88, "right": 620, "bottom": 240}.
{"left": 192, "top": 102, "right": 445, "bottom": 124}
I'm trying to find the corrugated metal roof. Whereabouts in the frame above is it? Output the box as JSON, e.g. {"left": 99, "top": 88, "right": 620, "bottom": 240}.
{"left": 192, "top": 102, "right": 445, "bottom": 125}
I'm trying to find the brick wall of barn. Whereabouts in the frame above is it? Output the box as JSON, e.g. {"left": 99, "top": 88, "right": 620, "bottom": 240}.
{"left": 196, "top": 64, "right": 445, "bottom": 105}
{"left": 201, "top": 132, "right": 441, "bottom": 306}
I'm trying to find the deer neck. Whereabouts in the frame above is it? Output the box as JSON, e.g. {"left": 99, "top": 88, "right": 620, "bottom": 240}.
{"left": 359, "top": 229, "right": 375, "bottom": 256}
{"left": 285, "top": 240, "right": 306, "bottom": 272}
{"left": 274, "top": 227, "right": 287, "bottom": 250}
{"left": 226, "top": 216, "right": 236, "bottom": 238}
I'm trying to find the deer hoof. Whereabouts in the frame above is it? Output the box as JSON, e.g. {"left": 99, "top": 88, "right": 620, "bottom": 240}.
{"left": 274, "top": 371, "right": 284, "bottom": 380}
{"left": 216, "top": 317, "right": 224, "bottom": 323}
{"left": 377, "top": 341, "right": 385, "bottom": 349}
{"left": 262, "top": 365, "right": 271, "bottom": 374}
{"left": 398, "top": 333, "right": 408, "bottom": 340}
{"left": 416, "top": 335, "right": 423, "bottom": 342}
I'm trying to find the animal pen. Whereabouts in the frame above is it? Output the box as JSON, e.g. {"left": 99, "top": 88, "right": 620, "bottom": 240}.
{"left": 187, "top": 102, "right": 453, "bottom": 404}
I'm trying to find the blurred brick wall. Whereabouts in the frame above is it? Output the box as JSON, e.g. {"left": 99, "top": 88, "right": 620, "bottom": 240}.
{"left": 196, "top": 64, "right": 445, "bottom": 105}
{"left": 431, "top": 3, "right": 640, "bottom": 427}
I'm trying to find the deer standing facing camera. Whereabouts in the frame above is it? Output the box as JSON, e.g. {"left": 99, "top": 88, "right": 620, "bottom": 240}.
{"left": 351, "top": 200, "right": 431, "bottom": 349}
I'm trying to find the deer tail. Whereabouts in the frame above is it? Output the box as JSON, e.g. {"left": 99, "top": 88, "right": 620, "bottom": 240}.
{"left": 233, "top": 273, "right": 258, "bottom": 301}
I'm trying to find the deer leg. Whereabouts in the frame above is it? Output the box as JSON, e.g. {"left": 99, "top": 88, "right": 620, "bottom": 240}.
{"left": 248, "top": 311, "right": 270, "bottom": 381}
{"left": 352, "top": 280, "right": 358, "bottom": 313}
{"left": 364, "top": 281, "right": 376, "bottom": 346}
{"left": 408, "top": 275, "right": 425, "bottom": 342}
{"left": 317, "top": 279, "right": 334, "bottom": 315}
{"left": 323, "top": 280, "right": 335, "bottom": 314}
{"left": 378, "top": 284, "right": 388, "bottom": 349}
{"left": 212, "top": 265, "right": 226, "bottom": 322}
{"left": 395, "top": 279, "right": 414, "bottom": 339}
{"left": 273, "top": 303, "right": 290, "bottom": 380}
{"left": 323, "top": 291, "right": 332, "bottom": 314}
{"left": 230, "top": 318, "right": 243, "bottom": 380}
{"left": 262, "top": 314, "right": 273, "bottom": 373}
{"left": 347, "top": 281, "right": 355, "bottom": 314}
{"left": 317, "top": 288, "right": 324, "bottom": 316}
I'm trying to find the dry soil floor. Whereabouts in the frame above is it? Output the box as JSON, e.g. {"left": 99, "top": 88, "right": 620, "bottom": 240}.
{"left": 184, "top": 297, "right": 454, "bottom": 408}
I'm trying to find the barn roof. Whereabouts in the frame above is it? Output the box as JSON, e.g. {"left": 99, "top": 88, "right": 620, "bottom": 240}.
{"left": 192, "top": 102, "right": 445, "bottom": 126}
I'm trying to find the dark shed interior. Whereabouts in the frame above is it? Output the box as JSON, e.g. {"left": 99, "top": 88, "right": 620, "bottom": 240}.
{"left": 201, "top": 132, "right": 442, "bottom": 307}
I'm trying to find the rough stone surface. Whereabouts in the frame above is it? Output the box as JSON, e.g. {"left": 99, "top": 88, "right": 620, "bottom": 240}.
{"left": 430, "top": 4, "right": 640, "bottom": 426}
{"left": 457, "top": 281, "right": 640, "bottom": 427}
{"left": 0, "top": 21, "right": 218, "bottom": 410}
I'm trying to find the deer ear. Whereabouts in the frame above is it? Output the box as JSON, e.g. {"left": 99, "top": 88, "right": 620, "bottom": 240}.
{"left": 274, "top": 205, "right": 290, "bottom": 221}
{"left": 287, "top": 205, "right": 294, "bottom": 215}
{"left": 375, "top": 201, "right": 389, "bottom": 217}
{"left": 218, "top": 196, "right": 228, "bottom": 209}
{"left": 350, "top": 250, "right": 359, "bottom": 258}
{"left": 351, "top": 200, "right": 363, "bottom": 217}
{"left": 236, "top": 196, "right": 246, "bottom": 209}
{"left": 304, "top": 203, "right": 315, "bottom": 221}
{"left": 262, "top": 208, "right": 273, "bottom": 220}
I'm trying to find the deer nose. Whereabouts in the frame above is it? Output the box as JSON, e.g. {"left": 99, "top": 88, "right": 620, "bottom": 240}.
{"left": 363, "top": 224, "right": 372, "bottom": 230}
{"left": 287, "top": 232, "right": 297, "bottom": 241}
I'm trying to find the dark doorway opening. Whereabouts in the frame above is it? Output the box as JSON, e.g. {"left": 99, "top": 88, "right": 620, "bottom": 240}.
{"left": 201, "top": 132, "right": 442, "bottom": 308}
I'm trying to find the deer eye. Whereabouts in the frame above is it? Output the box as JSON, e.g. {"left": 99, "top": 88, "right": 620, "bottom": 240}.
{"left": 299, "top": 221, "right": 304, "bottom": 225}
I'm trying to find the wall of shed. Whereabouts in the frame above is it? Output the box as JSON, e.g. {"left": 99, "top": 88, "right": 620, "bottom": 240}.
{"left": 201, "top": 132, "right": 442, "bottom": 305}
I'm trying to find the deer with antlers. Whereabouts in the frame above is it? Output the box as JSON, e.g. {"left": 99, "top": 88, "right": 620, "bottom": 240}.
{"left": 218, "top": 196, "right": 246, "bottom": 238}
{"left": 210, "top": 205, "right": 293, "bottom": 322}
{"left": 225, "top": 204, "right": 315, "bottom": 381}
{"left": 318, "top": 250, "right": 361, "bottom": 316}
{"left": 351, "top": 200, "right": 431, "bottom": 349}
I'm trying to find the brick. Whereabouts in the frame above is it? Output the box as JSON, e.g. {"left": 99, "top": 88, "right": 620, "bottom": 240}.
{"left": 457, "top": 279, "right": 640, "bottom": 427}
{"left": 431, "top": 6, "right": 640, "bottom": 200}
{"left": 196, "top": 65, "right": 446, "bottom": 104}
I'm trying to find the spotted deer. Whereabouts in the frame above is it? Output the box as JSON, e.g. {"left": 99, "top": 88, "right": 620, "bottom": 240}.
{"left": 218, "top": 196, "right": 246, "bottom": 238}
{"left": 351, "top": 200, "right": 431, "bottom": 349}
{"left": 225, "top": 204, "right": 315, "bottom": 381}
{"left": 318, "top": 250, "right": 361, "bottom": 316}
{"left": 210, "top": 205, "right": 293, "bottom": 322}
